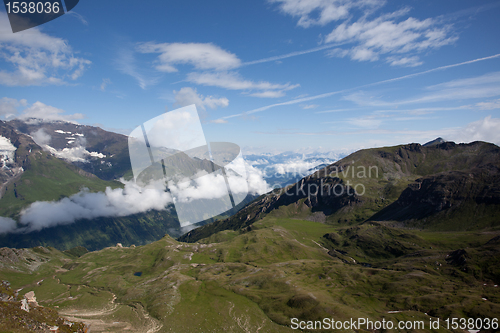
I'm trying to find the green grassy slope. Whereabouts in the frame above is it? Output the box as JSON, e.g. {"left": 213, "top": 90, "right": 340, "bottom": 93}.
{"left": 0, "top": 150, "right": 122, "bottom": 218}
{"left": 1, "top": 216, "right": 499, "bottom": 332}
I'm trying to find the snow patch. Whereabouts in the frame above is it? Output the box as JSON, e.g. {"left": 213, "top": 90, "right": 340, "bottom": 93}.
{"left": 89, "top": 152, "right": 106, "bottom": 159}
{"left": 74, "top": 133, "right": 84, "bottom": 137}
{"left": 44, "top": 145, "right": 106, "bottom": 162}
{"left": 0, "top": 135, "right": 17, "bottom": 168}
{"left": 54, "top": 130, "right": 71, "bottom": 134}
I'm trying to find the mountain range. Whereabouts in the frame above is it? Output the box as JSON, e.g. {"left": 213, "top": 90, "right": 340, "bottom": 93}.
{"left": 1, "top": 123, "right": 499, "bottom": 331}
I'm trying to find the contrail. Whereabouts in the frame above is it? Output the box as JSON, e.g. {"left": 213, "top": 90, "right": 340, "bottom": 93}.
{"left": 241, "top": 43, "right": 344, "bottom": 67}
{"left": 223, "top": 53, "right": 500, "bottom": 120}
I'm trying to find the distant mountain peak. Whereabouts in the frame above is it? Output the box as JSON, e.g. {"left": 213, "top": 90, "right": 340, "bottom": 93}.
{"left": 423, "top": 137, "right": 447, "bottom": 147}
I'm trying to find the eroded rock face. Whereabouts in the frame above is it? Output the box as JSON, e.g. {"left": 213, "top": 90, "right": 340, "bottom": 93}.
{"left": 370, "top": 166, "right": 500, "bottom": 223}
{"left": 0, "top": 247, "right": 28, "bottom": 264}
{"left": 24, "top": 291, "right": 39, "bottom": 307}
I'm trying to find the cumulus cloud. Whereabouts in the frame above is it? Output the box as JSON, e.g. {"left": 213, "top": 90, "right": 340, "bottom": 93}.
{"left": 245, "top": 163, "right": 272, "bottom": 194}
{"left": 137, "top": 42, "right": 241, "bottom": 72}
{"left": 0, "top": 13, "right": 91, "bottom": 86}
{"left": 17, "top": 101, "right": 84, "bottom": 123}
{"left": 174, "top": 87, "right": 229, "bottom": 111}
{"left": 449, "top": 116, "right": 500, "bottom": 145}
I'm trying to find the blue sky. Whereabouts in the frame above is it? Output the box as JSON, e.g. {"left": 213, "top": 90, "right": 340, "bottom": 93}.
{"left": 1, "top": 0, "right": 500, "bottom": 153}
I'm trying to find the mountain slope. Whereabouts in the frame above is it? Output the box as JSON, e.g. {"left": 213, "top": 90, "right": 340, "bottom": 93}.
{"left": 1, "top": 217, "right": 499, "bottom": 331}
{"left": 179, "top": 141, "right": 500, "bottom": 243}
{"left": 8, "top": 119, "right": 132, "bottom": 181}
{"left": 0, "top": 121, "right": 122, "bottom": 218}
{"left": 370, "top": 164, "right": 500, "bottom": 230}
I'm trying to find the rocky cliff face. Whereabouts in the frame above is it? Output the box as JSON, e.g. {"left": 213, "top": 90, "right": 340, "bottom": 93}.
{"left": 370, "top": 164, "right": 500, "bottom": 229}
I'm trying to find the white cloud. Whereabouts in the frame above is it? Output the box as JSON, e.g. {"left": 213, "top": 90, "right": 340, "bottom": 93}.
{"left": 325, "top": 14, "right": 456, "bottom": 64}
{"left": 137, "top": 42, "right": 241, "bottom": 72}
{"left": 249, "top": 90, "right": 286, "bottom": 98}
{"left": 0, "top": 217, "right": 17, "bottom": 235}
{"left": 66, "top": 11, "right": 89, "bottom": 25}
{"left": 302, "top": 104, "right": 319, "bottom": 109}
{"left": 115, "top": 46, "right": 160, "bottom": 89}
{"left": 18, "top": 181, "right": 173, "bottom": 232}
{"left": 344, "top": 72, "right": 500, "bottom": 107}
{"left": 0, "top": 97, "right": 26, "bottom": 118}
{"left": 268, "top": 0, "right": 383, "bottom": 28}
{"left": 211, "top": 119, "right": 228, "bottom": 124}
{"left": 386, "top": 56, "right": 423, "bottom": 67}
{"left": 476, "top": 99, "right": 500, "bottom": 110}
{"left": 448, "top": 116, "right": 500, "bottom": 145}
{"left": 100, "top": 78, "right": 111, "bottom": 91}
{"left": 346, "top": 116, "right": 382, "bottom": 128}
{"left": 0, "top": 13, "right": 91, "bottom": 86}
{"left": 409, "top": 71, "right": 500, "bottom": 104}
{"left": 173, "top": 87, "right": 229, "bottom": 111}
{"left": 0, "top": 160, "right": 271, "bottom": 233}
{"left": 17, "top": 101, "right": 84, "bottom": 123}
{"left": 31, "top": 128, "right": 51, "bottom": 146}
{"left": 45, "top": 146, "right": 90, "bottom": 162}
{"left": 187, "top": 71, "right": 299, "bottom": 97}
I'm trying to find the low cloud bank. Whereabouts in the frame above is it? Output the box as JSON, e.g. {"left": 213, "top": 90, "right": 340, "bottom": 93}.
{"left": 19, "top": 181, "right": 173, "bottom": 232}
{"left": 0, "top": 163, "right": 270, "bottom": 234}
{"left": 0, "top": 217, "right": 17, "bottom": 234}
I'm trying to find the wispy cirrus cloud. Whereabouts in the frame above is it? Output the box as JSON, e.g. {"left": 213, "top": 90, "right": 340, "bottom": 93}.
{"left": 268, "top": 0, "right": 384, "bottom": 28}
{"left": 344, "top": 72, "right": 500, "bottom": 107}
{"left": 186, "top": 71, "right": 299, "bottom": 97}
{"left": 325, "top": 11, "right": 457, "bottom": 65}
{"left": 115, "top": 46, "right": 161, "bottom": 89}
{"left": 222, "top": 54, "right": 500, "bottom": 120}
{"left": 476, "top": 99, "right": 500, "bottom": 110}
{"left": 269, "top": 1, "right": 457, "bottom": 67}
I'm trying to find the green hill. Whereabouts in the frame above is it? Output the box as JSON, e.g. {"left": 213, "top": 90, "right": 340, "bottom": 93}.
{"left": 1, "top": 215, "right": 498, "bottom": 332}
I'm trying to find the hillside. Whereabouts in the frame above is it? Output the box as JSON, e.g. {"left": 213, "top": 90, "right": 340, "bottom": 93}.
{"left": 1, "top": 216, "right": 498, "bottom": 332}
{"left": 0, "top": 119, "right": 259, "bottom": 250}
{"left": 0, "top": 121, "right": 122, "bottom": 218}
{"left": 179, "top": 141, "right": 500, "bottom": 243}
